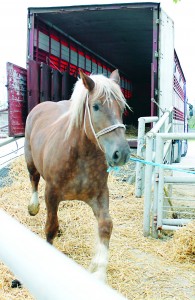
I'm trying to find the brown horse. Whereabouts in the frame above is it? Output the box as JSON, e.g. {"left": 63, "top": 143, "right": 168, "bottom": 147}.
{"left": 24, "top": 69, "right": 130, "bottom": 281}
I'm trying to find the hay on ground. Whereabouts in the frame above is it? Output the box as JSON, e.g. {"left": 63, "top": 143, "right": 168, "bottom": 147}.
{"left": 160, "top": 221, "right": 195, "bottom": 263}
{"left": 0, "top": 156, "right": 194, "bottom": 300}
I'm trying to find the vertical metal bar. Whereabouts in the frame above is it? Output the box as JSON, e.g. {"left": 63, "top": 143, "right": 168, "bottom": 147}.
{"left": 84, "top": 51, "right": 86, "bottom": 71}
{"left": 143, "top": 133, "right": 153, "bottom": 236}
{"left": 152, "top": 169, "right": 158, "bottom": 238}
{"left": 36, "top": 22, "right": 39, "bottom": 62}
{"left": 27, "top": 12, "right": 35, "bottom": 61}
{"left": 157, "top": 166, "right": 164, "bottom": 230}
{"left": 151, "top": 63, "right": 155, "bottom": 117}
{"left": 151, "top": 6, "right": 159, "bottom": 117}
{"left": 27, "top": 60, "right": 40, "bottom": 112}
{"left": 135, "top": 118, "right": 146, "bottom": 197}
{"left": 59, "top": 36, "right": 62, "bottom": 71}
{"left": 77, "top": 47, "right": 79, "bottom": 72}
{"left": 152, "top": 135, "right": 164, "bottom": 238}
{"left": 49, "top": 28, "right": 51, "bottom": 61}
{"left": 135, "top": 116, "right": 158, "bottom": 198}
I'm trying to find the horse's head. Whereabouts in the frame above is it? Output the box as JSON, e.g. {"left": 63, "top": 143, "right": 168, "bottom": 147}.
{"left": 80, "top": 69, "right": 131, "bottom": 167}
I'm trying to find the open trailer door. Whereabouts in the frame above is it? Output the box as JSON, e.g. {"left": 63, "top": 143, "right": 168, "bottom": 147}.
{"left": 6, "top": 62, "right": 27, "bottom": 137}
{"left": 158, "top": 9, "right": 174, "bottom": 114}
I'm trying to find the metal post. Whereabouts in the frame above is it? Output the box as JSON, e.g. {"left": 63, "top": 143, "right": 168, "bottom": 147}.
{"left": 135, "top": 116, "right": 158, "bottom": 198}
{"left": 157, "top": 166, "right": 164, "bottom": 231}
{"left": 143, "top": 133, "right": 154, "bottom": 236}
{"left": 152, "top": 136, "right": 164, "bottom": 238}
{"left": 135, "top": 118, "right": 146, "bottom": 197}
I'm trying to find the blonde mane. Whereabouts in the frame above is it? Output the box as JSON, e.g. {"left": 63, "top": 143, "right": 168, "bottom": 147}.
{"left": 65, "top": 74, "right": 129, "bottom": 139}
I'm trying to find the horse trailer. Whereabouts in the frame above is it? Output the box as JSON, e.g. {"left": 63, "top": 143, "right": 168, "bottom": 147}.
{"left": 6, "top": 2, "right": 188, "bottom": 161}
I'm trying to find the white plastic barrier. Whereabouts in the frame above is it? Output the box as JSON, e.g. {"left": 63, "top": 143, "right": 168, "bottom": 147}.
{"left": 0, "top": 210, "right": 126, "bottom": 300}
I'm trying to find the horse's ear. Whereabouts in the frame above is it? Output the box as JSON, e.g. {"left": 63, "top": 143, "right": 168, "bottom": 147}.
{"left": 79, "top": 69, "right": 95, "bottom": 92}
{"left": 110, "top": 69, "right": 120, "bottom": 85}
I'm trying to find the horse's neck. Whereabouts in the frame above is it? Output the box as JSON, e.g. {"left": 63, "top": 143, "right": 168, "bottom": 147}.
{"left": 66, "top": 126, "right": 104, "bottom": 160}
{"left": 79, "top": 128, "right": 98, "bottom": 154}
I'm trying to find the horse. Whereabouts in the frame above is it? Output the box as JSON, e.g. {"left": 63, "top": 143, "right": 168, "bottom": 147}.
{"left": 24, "top": 69, "right": 131, "bottom": 281}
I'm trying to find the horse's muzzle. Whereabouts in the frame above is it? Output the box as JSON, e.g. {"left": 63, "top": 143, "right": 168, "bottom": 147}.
{"left": 107, "top": 145, "right": 130, "bottom": 167}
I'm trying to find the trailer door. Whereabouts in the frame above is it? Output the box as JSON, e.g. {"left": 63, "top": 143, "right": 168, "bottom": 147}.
{"left": 158, "top": 9, "right": 174, "bottom": 115}
{"left": 6, "top": 62, "right": 27, "bottom": 137}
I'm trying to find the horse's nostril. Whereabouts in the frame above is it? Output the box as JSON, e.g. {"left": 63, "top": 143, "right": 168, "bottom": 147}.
{"left": 113, "top": 150, "right": 120, "bottom": 162}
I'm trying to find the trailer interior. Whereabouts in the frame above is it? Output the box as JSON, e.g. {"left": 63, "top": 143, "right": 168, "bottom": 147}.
{"left": 27, "top": 2, "right": 159, "bottom": 126}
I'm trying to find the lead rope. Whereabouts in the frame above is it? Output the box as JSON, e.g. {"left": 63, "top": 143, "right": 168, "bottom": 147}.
{"left": 84, "top": 93, "right": 126, "bottom": 152}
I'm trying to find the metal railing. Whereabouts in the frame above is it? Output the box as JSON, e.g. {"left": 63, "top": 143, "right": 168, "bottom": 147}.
{"left": 152, "top": 133, "right": 195, "bottom": 237}
{"left": 134, "top": 107, "right": 195, "bottom": 237}
{"left": 0, "top": 107, "right": 8, "bottom": 138}
{"left": 135, "top": 106, "right": 173, "bottom": 200}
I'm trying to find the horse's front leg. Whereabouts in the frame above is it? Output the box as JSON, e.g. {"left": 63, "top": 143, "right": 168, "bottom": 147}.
{"left": 88, "top": 189, "right": 113, "bottom": 282}
{"left": 45, "top": 183, "right": 60, "bottom": 244}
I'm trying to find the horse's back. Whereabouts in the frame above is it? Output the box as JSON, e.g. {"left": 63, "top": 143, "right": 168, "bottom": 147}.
{"left": 25, "top": 100, "right": 70, "bottom": 136}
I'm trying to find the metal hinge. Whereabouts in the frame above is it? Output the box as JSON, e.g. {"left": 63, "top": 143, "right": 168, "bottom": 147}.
{"left": 155, "top": 173, "right": 159, "bottom": 182}
{"left": 152, "top": 97, "right": 166, "bottom": 113}
{"left": 154, "top": 51, "right": 159, "bottom": 58}
{"left": 28, "top": 22, "right": 31, "bottom": 30}
{"left": 156, "top": 18, "right": 160, "bottom": 24}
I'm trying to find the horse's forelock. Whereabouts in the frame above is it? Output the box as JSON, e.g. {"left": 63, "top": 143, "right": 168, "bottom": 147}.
{"left": 65, "top": 74, "right": 127, "bottom": 139}
{"left": 91, "top": 75, "right": 127, "bottom": 110}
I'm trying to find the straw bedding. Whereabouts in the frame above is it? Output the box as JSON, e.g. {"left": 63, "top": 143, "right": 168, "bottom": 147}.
{"left": 0, "top": 156, "right": 194, "bottom": 300}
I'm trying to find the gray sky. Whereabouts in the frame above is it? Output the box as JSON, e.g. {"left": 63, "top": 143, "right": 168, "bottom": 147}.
{"left": 0, "top": 0, "right": 194, "bottom": 104}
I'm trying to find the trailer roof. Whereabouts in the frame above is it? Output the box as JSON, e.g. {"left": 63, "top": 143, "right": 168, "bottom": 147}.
{"left": 28, "top": 2, "right": 160, "bottom": 80}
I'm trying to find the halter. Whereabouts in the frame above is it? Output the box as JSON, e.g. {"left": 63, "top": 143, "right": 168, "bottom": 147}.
{"left": 84, "top": 94, "right": 126, "bottom": 151}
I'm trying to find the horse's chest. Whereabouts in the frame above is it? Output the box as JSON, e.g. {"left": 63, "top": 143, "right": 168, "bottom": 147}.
{"left": 58, "top": 159, "right": 107, "bottom": 200}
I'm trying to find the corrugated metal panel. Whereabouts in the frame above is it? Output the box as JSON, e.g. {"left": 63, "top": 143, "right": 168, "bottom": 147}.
{"left": 51, "top": 69, "right": 61, "bottom": 102}
{"left": 6, "top": 62, "right": 27, "bottom": 137}
{"left": 40, "top": 63, "right": 51, "bottom": 102}
{"left": 27, "top": 60, "right": 40, "bottom": 112}
{"left": 61, "top": 71, "right": 77, "bottom": 100}
{"left": 31, "top": 18, "right": 133, "bottom": 103}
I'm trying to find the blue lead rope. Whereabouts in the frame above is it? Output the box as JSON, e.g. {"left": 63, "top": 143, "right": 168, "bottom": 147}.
{"left": 107, "top": 157, "right": 195, "bottom": 175}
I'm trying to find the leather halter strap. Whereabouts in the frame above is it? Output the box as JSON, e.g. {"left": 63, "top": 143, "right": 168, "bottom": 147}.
{"left": 96, "top": 124, "right": 126, "bottom": 138}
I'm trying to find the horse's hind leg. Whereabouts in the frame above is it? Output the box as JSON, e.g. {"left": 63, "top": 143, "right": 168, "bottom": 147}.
{"left": 88, "top": 189, "right": 113, "bottom": 282}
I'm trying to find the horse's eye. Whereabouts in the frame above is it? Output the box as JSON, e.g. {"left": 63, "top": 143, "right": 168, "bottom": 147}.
{"left": 93, "top": 104, "right": 99, "bottom": 111}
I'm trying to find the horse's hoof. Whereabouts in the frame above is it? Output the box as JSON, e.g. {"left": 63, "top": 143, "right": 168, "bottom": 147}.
{"left": 91, "top": 270, "right": 107, "bottom": 283}
{"left": 28, "top": 203, "right": 40, "bottom": 216}
{"left": 88, "top": 262, "right": 96, "bottom": 273}
{"left": 11, "top": 279, "right": 22, "bottom": 288}
{"left": 57, "top": 228, "right": 63, "bottom": 237}
{"left": 88, "top": 263, "right": 107, "bottom": 283}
